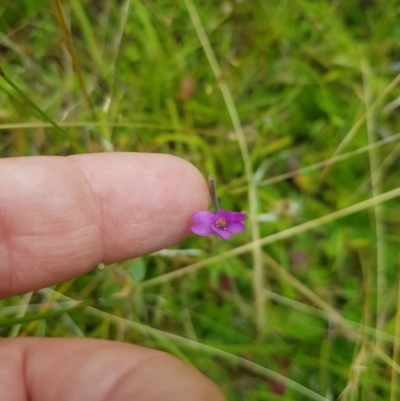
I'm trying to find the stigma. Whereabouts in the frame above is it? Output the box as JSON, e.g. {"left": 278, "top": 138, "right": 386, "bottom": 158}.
{"left": 215, "top": 217, "right": 227, "bottom": 229}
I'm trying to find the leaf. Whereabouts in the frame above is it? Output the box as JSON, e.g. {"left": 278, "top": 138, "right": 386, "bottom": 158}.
{"left": 127, "top": 258, "right": 147, "bottom": 283}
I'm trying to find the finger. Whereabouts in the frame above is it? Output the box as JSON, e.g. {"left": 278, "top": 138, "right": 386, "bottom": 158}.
{"left": 0, "top": 338, "right": 225, "bottom": 401}
{"left": 0, "top": 153, "right": 208, "bottom": 297}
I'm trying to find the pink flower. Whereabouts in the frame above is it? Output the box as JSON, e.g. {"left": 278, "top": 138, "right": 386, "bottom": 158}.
{"left": 191, "top": 209, "right": 246, "bottom": 240}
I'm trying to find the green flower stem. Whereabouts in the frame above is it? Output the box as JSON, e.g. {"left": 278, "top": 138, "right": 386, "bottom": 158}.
{"left": 208, "top": 175, "right": 219, "bottom": 212}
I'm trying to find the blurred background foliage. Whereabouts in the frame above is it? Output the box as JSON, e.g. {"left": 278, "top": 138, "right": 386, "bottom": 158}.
{"left": 1, "top": 0, "right": 400, "bottom": 400}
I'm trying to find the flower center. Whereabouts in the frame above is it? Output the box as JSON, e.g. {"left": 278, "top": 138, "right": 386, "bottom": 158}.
{"left": 215, "top": 217, "right": 227, "bottom": 229}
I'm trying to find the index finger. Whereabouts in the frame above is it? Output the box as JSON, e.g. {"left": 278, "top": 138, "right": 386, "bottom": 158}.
{"left": 0, "top": 153, "right": 208, "bottom": 297}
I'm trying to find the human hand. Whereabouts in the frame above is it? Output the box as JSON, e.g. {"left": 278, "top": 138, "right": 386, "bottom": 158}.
{"left": 0, "top": 153, "right": 225, "bottom": 401}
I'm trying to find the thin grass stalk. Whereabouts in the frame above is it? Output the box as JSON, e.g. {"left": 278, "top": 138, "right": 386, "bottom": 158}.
{"left": 362, "top": 60, "right": 386, "bottom": 335}
{"left": 8, "top": 292, "right": 33, "bottom": 338}
{"left": 0, "top": 121, "right": 202, "bottom": 131}
{"left": 264, "top": 290, "right": 396, "bottom": 344}
{"left": 0, "top": 68, "right": 81, "bottom": 147}
{"left": 338, "top": 342, "right": 368, "bottom": 401}
{"left": 390, "top": 274, "right": 400, "bottom": 401}
{"left": 139, "top": 186, "right": 400, "bottom": 289}
{"left": 42, "top": 288, "right": 331, "bottom": 401}
{"left": 264, "top": 253, "right": 400, "bottom": 379}
{"left": 228, "top": 132, "right": 400, "bottom": 195}
{"left": 346, "top": 141, "right": 400, "bottom": 205}
{"left": 52, "top": 0, "right": 94, "bottom": 112}
{"left": 321, "top": 69, "right": 400, "bottom": 177}
{"left": 257, "top": 133, "right": 400, "bottom": 189}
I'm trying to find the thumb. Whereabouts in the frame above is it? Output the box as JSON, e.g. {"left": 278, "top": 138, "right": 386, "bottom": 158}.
{"left": 0, "top": 337, "right": 226, "bottom": 401}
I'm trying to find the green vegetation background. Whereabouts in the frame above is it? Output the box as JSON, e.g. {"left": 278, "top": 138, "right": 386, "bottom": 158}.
{"left": 1, "top": 1, "right": 400, "bottom": 400}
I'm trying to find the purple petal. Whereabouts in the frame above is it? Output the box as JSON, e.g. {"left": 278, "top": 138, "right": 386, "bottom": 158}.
{"left": 191, "top": 223, "right": 214, "bottom": 236}
{"left": 214, "top": 209, "right": 229, "bottom": 220}
{"left": 191, "top": 210, "right": 215, "bottom": 223}
{"left": 231, "top": 212, "right": 246, "bottom": 222}
{"left": 211, "top": 225, "right": 232, "bottom": 240}
{"left": 227, "top": 222, "right": 245, "bottom": 234}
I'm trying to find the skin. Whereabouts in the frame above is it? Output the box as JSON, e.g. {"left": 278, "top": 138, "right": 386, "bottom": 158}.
{"left": 0, "top": 153, "right": 226, "bottom": 401}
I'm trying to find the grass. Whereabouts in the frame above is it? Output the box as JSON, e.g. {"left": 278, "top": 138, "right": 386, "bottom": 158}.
{"left": 1, "top": 0, "right": 400, "bottom": 399}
